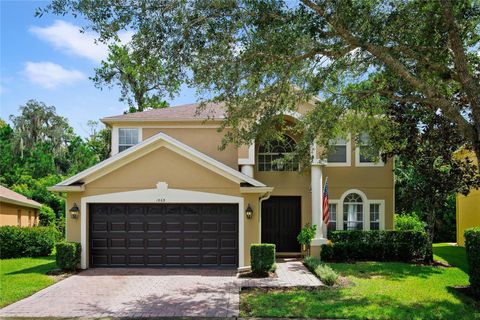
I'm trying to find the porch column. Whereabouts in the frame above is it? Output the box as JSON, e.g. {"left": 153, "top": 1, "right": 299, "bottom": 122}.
{"left": 240, "top": 165, "right": 254, "bottom": 178}
{"left": 311, "top": 163, "right": 327, "bottom": 247}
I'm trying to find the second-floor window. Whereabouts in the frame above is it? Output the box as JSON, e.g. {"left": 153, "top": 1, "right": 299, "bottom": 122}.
{"left": 356, "top": 133, "right": 383, "bottom": 166}
{"left": 258, "top": 135, "right": 298, "bottom": 171}
{"left": 119, "top": 128, "right": 139, "bottom": 152}
{"left": 327, "top": 138, "right": 348, "bottom": 163}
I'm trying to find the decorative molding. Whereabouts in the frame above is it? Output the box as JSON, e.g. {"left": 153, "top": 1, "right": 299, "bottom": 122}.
{"left": 156, "top": 181, "right": 168, "bottom": 195}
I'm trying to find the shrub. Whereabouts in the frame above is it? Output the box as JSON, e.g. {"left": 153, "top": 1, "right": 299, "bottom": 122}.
{"left": 56, "top": 242, "right": 81, "bottom": 271}
{"left": 465, "top": 227, "right": 480, "bottom": 298}
{"left": 251, "top": 243, "right": 276, "bottom": 276}
{"left": 297, "top": 224, "right": 317, "bottom": 255}
{"left": 315, "top": 265, "right": 339, "bottom": 286}
{"left": 0, "top": 226, "right": 58, "bottom": 258}
{"left": 39, "top": 205, "right": 56, "bottom": 226}
{"left": 321, "top": 230, "right": 428, "bottom": 262}
{"left": 303, "top": 256, "right": 339, "bottom": 286}
{"left": 395, "top": 213, "right": 425, "bottom": 232}
{"left": 304, "top": 256, "right": 321, "bottom": 270}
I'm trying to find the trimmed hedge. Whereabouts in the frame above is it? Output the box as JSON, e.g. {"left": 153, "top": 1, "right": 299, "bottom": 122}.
{"left": 465, "top": 227, "right": 480, "bottom": 298}
{"left": 56, "top": 242, "right": 81, "bottom": 271}
{"left": 0, "top": 226, "right": 59, "bottom": 258}
{"left": 251, "top": 243, "right": 276, "bottom": 276}
{"left": 321, "top": 230, "right": 428, "bottom": 262}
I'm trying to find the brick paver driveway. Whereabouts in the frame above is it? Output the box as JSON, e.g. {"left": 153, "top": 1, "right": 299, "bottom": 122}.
{"left": 0, "top": 260, "right": 321, "bottom": 318}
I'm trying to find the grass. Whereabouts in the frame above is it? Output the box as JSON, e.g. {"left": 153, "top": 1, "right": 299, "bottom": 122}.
{"left": 433, "top": 242, "right": 468, "bottom": 273}
{"left": 241, "top": 243, "right": 479, "bottom": 320}
{"left": 0, "top": 255, "right": 57, "bottom": 307}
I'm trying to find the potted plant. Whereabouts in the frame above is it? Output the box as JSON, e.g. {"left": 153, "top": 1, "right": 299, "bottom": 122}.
{"left": 297, "top": 224, "right": 317, "bottom": 256}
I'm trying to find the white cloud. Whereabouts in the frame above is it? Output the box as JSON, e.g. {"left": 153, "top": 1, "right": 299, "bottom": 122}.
{"left": 30, "top": 20, "right": 133, "bottom": 63}
{"left": 24, "top": 61, "right": 85, "bottom": 89}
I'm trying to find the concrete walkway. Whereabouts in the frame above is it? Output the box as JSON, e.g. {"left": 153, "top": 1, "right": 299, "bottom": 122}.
{"left": 0, "top": 259, "right": 322, "bottom": 318}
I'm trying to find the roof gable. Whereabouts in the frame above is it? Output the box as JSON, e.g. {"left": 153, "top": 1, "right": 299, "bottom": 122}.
{"left": 101, "top": 103, "right": 226, "bottom": 124}
{"left": 50, "top": 132, "right": 266, "bottom": 191}
{"left": 0, "top": 186, "right": 41, "bottom": 208}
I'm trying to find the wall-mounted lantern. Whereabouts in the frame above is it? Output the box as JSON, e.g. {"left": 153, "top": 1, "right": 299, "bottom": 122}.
{"left": 245, "top": 204, "right": 254, "bottom": 219}
{"left": 69, "top": 203, "right": 80, "bottom": 219}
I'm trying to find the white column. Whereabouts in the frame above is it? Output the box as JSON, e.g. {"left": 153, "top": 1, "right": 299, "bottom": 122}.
{"left": 241, "top": 165, "right": 254, "bottom": 178}
{"left": 311, "top": 163, "right": 327, "bottom": 245}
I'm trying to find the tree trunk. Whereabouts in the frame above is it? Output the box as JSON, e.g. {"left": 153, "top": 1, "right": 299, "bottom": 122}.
{"left": 424, "top": 210, "right": 436, "bottom": 263}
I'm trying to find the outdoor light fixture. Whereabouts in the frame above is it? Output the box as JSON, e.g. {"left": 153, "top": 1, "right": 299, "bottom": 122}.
{"left": 69, "top": 203, "right": 80, "bottom": 219}
{"left": 245, "top": 204, "right": 254, "bottom": 219}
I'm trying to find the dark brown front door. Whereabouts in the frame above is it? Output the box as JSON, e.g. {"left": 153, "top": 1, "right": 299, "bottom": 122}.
{"left": 261, "top": 196, "right": 301, "bottom": 252}
{"left": 89, "top": 203, "right": 238, "bottom": 267}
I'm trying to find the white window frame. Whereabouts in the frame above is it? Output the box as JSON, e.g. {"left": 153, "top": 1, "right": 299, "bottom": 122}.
{"left": 112, "top": 127, "right": 142, "bottom": 155}
{"left": 326, "top": 134, "right": 351, "bottom": 167}
{"left": 355, "top": 134, "right": 384, "bottom": 167}
{"left": 328, "top": 200, "right": 340, "bottom": 230}
{"left": 332, "top": 189, "right": 385, "bottom": 231}
{"left": 257, "top": 134, "right": 299, "bottom": 172}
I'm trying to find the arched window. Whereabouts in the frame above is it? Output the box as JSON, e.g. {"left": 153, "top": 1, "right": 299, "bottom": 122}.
{"left": 343, "top": 193, "right": 363, "bottom": 230}
{"left": 258, "top": 135, "right": 298, "bottom": 171}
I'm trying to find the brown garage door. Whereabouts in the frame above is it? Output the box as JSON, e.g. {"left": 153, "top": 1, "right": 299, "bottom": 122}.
{"left": 89, "top": 203, "right": 238, "bottom": 267}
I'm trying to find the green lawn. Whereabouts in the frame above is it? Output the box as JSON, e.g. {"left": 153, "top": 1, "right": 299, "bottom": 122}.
{"left": 433, "top": 243, "right": 469, "bottom": 273}
{"left": 0, "top": 255, "right": 57, "bottom": 307}
{"left": 241, "top": 243, "right": 479, "bottom": 320}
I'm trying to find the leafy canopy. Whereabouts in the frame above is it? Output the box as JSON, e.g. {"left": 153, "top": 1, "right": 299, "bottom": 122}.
{"left": 41, "top": 0, "right": 480, "bottom": 164}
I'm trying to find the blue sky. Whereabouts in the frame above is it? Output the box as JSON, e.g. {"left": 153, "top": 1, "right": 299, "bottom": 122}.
{"left": 1, "top": 0, "right": 197, "bottom": 137}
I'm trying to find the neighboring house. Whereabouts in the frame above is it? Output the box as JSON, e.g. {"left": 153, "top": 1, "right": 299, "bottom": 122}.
{"left": 456, "top": 149, "right": 480, "bottom": 246}
{"left": 0, "top": 186, "right": 41, "bottom": 227}
{"left": 49, "top": 102, "right": 394, "bottom": 270}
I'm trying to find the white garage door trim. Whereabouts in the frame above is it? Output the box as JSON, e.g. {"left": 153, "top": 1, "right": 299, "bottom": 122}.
{"left": 80, "top": 182, "right": 244, "bottom": 269}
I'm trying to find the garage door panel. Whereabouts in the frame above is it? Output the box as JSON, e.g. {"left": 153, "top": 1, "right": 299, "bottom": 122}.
{"left": 165, "top": 221, "right": 182, "bottom": 232}
{"left": 146, "top": 238, "right": 163, "bottom": 248}
{"left": 128, "top": 222, "right": 144, "bottom": 232}
{"left": 92, "top": 238, "right": 108, "bottom": 249}
{"left": 128, "top": 238, "right": 145, "bottom": 248}
{"left": 111, "top": 222, "right": 127, "bottom": 232}
{"left": 184, "top": 238, "right": 201, "bottom": 249}
{"left": 146, "top": 222, "right": 163, "bottom": 232}
{"left": 110, "top": 238, "right": 127, "bottom": 248}
{"left": 90, "top": 203, "right": 238, "bottom": 267}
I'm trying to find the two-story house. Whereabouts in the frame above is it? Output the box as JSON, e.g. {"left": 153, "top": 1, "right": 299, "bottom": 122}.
{"left": 49, "top": 102, "right": 394, "bottom": 270}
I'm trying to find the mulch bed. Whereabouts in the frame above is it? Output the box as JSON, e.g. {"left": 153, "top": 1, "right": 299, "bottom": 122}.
{"left": 237, "top": 271, "right": 278, "bottom": 278}
{"left": 46, "top": 268, "right": 78, "bottom": 282}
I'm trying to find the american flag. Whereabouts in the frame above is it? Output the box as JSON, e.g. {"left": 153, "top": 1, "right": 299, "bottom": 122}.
{"left": 323, "top": 178, "right": 330, "bottom": 225}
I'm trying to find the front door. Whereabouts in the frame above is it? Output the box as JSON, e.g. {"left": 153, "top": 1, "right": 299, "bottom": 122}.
{"left": 261, "top": 196, "right": 301, "bottom": 252}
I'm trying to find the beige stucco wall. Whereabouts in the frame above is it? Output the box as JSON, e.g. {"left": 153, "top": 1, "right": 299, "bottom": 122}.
{"left": 142, "top": 127, "right": 238, "bottom": 169}
{"left": 65, "top": 145, "right": 262, "bottom": 266}
{"left": 0, "top": 202, "right": 38, "bottom": 227}
{"left": 65, "top": 101, "right": 394, "bottom": 266}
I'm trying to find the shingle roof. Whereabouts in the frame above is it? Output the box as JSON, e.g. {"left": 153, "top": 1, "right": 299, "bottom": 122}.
{"left": 0, "top": 186, "right": 42, "bottom": 208}
{"left": 101, "top": 102, "right": 226, "bottom": 123}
